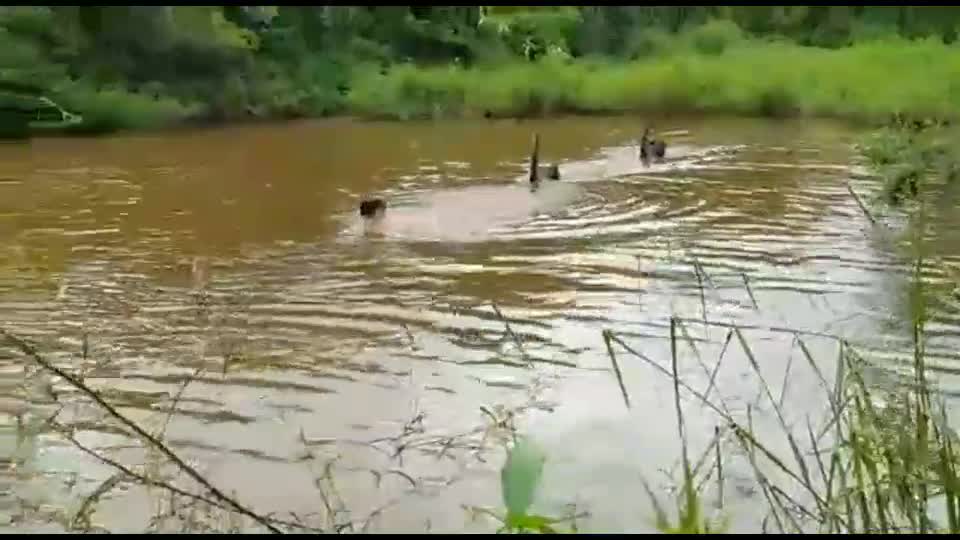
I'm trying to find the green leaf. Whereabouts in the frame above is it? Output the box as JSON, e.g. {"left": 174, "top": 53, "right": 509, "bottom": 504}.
{"left": 505, "top": 513, "right": 558, "bottom": 533}
{"left": 501, "top": 436, "right": 546, "bottom": 519}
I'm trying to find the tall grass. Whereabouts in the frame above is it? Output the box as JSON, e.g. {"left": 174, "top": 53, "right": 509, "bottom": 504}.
{"left": 487, "top": 181, "right": 960, "bottom": 534}
{"left": 858, "top": 121, "right": 960, "bottom": 204}
{"left": 490, "top": 280, "right": 960, "bottom": 533}
{"left": 50, "top": 83, "right": 203, "bottom": 134}
{"left": 348, "top": 35, "right": 960, "bottom": 124}
{"left": 479, "top": 116, "right": 960, "bottom": 533}
{"left": 23, "top": 20, "right": 960, "bottom": 134}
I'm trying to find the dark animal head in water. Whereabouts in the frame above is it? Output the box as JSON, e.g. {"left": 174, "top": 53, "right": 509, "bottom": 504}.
{"left": 528, "top": 134, "right": 561, "bottom": 183}
{"left": 543, "top": 163, "right": 560, "bottom": 180}
{"left": 639, "top": 127, "right": 667, "bottom": 162}
{"left": 359, "top": 198, "right": 387, "bottom": 218}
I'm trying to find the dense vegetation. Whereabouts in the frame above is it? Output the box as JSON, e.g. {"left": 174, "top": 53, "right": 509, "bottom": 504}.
{"left": 3, "top": 6, "right": 960, "bottom": 134}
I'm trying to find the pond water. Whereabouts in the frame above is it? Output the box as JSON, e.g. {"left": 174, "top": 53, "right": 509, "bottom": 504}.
{"left": 1, "top": 115, "right": 960, "bottom": 532}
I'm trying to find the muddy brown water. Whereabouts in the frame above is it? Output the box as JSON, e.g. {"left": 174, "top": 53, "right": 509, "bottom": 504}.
{"left": 2, "top": 115, "right": 960, "bottom": 533}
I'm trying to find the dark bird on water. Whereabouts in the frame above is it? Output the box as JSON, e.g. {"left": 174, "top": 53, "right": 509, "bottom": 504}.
{"left": 639, "top": 127, "right": 667, "bottom": 163}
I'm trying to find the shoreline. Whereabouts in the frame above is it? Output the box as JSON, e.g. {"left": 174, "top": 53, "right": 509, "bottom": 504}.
{"left": 8, "top": 106, "right": 890, "bottom": 142}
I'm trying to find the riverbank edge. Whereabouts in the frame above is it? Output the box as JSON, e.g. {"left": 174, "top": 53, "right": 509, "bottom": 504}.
{"left": 8, "top": 105, "right": 897, "bottom": 142}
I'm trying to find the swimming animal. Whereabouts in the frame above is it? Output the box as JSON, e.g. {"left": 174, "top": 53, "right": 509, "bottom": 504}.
{"left": 355, "top": 133, "right": 561, "bottom": 228}
{"left": 359, "top": 198, "right": 387, "bottom": 218}
{"left": 639, "top": 127, "right": 667, "bottom": 164}
{"left": 528, "top": 133, "right": 561, "bottom": 186}
{"left": 543, "top": 163, "right": 560, "bottom": 180}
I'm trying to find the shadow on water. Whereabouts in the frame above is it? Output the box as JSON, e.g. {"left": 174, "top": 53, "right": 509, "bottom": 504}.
{"left": 1, "top": 114, "right": 960, "bottom": 532}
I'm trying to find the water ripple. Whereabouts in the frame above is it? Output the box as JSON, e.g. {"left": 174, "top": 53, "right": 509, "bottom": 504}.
{"left": 0, "top": 116, "right": 958, "bottom": 532}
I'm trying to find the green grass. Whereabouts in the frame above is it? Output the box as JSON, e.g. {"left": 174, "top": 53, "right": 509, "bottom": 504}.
{"left": 18, "top": 21, "right": 960, "bottom": 135}
{"left": 858, "top": 121, "right": 960, "bottom": 204}
{"left": 53, "top": 83, "right": 203, "bottom": 134}
{"left": 347, "top": 36, "right": 960, "bottom": 124}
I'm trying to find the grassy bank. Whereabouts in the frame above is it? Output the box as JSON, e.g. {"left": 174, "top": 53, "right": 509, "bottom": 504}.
{"left": 348, "top": 36, "right": 960, "bottom": 125}
{"left": 43, "top": 35, "right": 960, "bottom": 135}
{"left": 65, "top": 36, "right": 960, "bottom": 133}
{"left": 859, "top": 121, "right": 960, "bottom": 205}
{"left": 8, "top": 9, "right": 960, "bottom": 136}
{"left": 10, "top": 15, "right": 960, "bottom": 135}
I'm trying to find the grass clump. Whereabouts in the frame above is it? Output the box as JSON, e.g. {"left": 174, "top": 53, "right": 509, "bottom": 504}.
{"left": 858, "top": 118, "right": 960, "bottom": 204}
{"left": 52, "top": 83, "right": 202, "bottom": 134}
{"left": 12, "top": 8, "right": 960, "bottom": 135}
{"left": 346, "top": 34, "right": 960, "bottom": 124}
{"left": 683, "top": 18, "right": 746, "bottom": 56}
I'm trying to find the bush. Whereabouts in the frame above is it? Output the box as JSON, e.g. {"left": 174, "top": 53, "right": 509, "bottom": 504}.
{"left": 54, "top": 82, "right": 200, "bottom": 133}
{"left": 346, "top": 38, "right": 960, "bottom": 124}
{"left": 684, "top": 19, "right": 745, "bottom": 55}
{"left": 622, "top": 27, "right": 675, "bottom": 60}
{"left": 849, "top": 21, "right": 900, "bottom": 44}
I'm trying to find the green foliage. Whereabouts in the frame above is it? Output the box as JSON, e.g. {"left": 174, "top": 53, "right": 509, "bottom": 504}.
{"left": 859, "top": 120, "right": 960, "bottom": 205}
{"left": 501, "top": 437, "right": 546, "bottom": 520}
{"left": 4, "top": 6, "right": 960, "bottom": 134}
{"left": 622, "top": 27, "right": 675, "bottom": 60}
{"left": 480, "top": 7, "right": 580, "bottom": 61}
{"left": 479, "top": 435, "right": 584, "bottom": 534}
{"left": 54, "top": 83, "right": 199, "bottom": 133}
{"left": 644, "top": 473, "right": 727, "bottom": 534}
{"left": 684, "top": 18, "right": 745, "bottom": 55}
{"left": 346, "top": 37, "right": 960, "bottom": 124}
